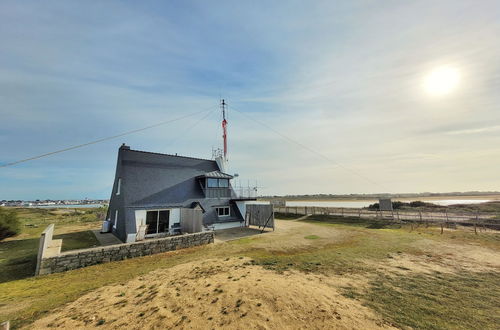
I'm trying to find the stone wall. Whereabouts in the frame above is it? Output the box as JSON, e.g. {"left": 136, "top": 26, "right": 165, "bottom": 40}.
{"left": 38, "top": 231, "right": 214, "bottom": 275}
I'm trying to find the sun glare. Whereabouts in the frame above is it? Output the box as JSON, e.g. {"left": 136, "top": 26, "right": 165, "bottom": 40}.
{"left": 424, "top": 66, "right": 460, "bottom": 96}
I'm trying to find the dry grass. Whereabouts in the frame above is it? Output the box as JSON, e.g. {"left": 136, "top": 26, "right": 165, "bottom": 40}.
{"left": 0, "top": 214, "right": 498, "bottom": 329}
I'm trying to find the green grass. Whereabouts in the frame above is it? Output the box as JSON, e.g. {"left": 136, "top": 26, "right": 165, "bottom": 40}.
{"left": 245, "top": 229, "right": 420, "bottom": 274}
{"left": 304, "top": 235, "right": 320, "bottom": 239}
{"left": 274, "top": 212, "right": 304, "bottom": 220}
{"left": 55, "top": 230, "right": 100, "bottom": 252}
{"left": 0, "top": 237, "right": 39, "bottom": 282}
{"left": 304, "top": 214, "right": 403, "bottom": 229}
{"left": 355, "top": 272, "right": 500, "bottom": 330}
{"left": 0, "top": 208, "right": 103, "bottom": 283}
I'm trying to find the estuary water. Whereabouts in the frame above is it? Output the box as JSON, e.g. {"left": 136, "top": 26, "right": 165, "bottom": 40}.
{"left": 285, "top": 199, "right": 495, "bottom": 208}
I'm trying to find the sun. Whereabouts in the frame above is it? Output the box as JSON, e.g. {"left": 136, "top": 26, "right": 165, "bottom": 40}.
{"left": 423, "top": 66, "right": 460, "bottom": 96}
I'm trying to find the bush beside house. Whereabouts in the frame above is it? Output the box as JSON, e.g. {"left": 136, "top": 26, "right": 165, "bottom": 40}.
{"left": 0, "top": 207, "right": 21, "bottom": 240}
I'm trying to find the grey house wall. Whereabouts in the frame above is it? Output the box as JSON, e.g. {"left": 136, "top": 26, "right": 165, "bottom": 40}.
{"left": 107, "top": 145, "right": 127, "bottom": 242}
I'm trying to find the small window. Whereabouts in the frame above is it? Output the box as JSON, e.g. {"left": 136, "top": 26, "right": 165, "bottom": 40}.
{"left": 116, "top": 178, "right": 121, "bottom": 195}
{"left": 207, "top": 178, "right": 218, "bottom": 188}
{"left": 216, "top": 206, "right": 230, "bottom": 217}
{"left": 218, "top": 179, "right": 229, "bottom": 187}
{"left": 114, "top": 210, "right": 118, "bottom": 228}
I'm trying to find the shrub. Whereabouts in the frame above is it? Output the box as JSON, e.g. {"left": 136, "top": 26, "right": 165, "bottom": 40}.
{"left": 0, "top": 207, "right": 21, "bottom": 240}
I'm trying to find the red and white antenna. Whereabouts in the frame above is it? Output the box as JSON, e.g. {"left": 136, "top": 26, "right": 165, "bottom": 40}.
{"left": 221, "top": 99, "right": 228, "bottom": 159}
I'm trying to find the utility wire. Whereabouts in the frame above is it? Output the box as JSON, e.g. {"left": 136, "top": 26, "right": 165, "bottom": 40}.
{"left": 162, "top": 107, "right": 218, "bottom": 153}
{"left": 0, "top": 108, "right": 215, "bottom": 168}
{"left": 231, "top": 107, "right": 390, "bottom": 191}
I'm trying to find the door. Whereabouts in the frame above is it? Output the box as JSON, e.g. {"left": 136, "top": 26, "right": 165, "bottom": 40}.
{"left": 158, "top": 210, "right": 169, "bottom": 233}
{"left": 146, "top": 211, "right": 158, "bottom": 235}
{"left": 145, "top": 210, "right": 170, "bottom": 235}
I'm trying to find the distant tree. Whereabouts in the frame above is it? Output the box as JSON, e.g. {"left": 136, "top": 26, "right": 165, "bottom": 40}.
{"left": 0, "top": 207, "right": 21, "bottom": 241}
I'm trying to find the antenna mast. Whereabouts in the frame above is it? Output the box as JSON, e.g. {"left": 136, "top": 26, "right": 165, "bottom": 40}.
{"left": 221, "top": 99, "right": 228, "bottom": 159}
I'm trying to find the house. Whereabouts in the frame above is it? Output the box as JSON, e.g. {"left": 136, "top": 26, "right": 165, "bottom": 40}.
{"left": 106, "top": 144, "right": 256, "bottom": 243}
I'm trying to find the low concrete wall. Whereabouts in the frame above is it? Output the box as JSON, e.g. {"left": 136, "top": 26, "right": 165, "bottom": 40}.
{"left": 38, "top": 231, "right": 214, "bottom": 275}
{"left": 35, "top": 224, "right": 60, "bottom": 275}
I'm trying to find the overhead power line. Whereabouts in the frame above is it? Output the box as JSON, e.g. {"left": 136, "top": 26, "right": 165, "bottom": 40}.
{"left": 231, "top": 107, "right": 389, "bottom": 191}
{"left": 0, "top": 108, "right": 215, "bottom": 168}
{"left": 162, "top": 107, "right": 218, "bottom": 153}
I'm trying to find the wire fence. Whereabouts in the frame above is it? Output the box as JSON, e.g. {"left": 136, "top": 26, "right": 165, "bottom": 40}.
{"left": 274, "top": 206, "right": 500, "bottom": 231}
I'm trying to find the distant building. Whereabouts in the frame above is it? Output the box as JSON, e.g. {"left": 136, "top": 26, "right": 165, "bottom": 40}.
{"left": 378, "top": 198, "right": 393, "bottom": 211}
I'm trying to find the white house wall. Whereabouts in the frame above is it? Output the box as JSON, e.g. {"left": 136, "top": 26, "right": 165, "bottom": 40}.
{"left": 169, "top": 208, "right": 181, "bottom": 234}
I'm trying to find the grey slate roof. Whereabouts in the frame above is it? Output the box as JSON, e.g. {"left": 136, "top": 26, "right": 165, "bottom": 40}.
{"left": 120, "top": 148, "right": 219, "bottom": 206}
{"left": 196, "top": 171, "right": 234, "bottom": 179}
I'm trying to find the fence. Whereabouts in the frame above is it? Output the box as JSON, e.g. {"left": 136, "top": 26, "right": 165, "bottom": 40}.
{"left": 246, "top": 204, "right": 274, "bottom": 231}
{"left": 274, "top": 206, "right": 500, "bottom": 230}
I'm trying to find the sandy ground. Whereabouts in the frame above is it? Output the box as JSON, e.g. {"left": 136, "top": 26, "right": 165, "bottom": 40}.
{"left": 30, "top": 258, "right": 394, "bottom": 330}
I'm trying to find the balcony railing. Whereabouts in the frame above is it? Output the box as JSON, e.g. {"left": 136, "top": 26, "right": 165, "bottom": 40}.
{"left": 233, "top": 187, "right": 258, "bottom": 198}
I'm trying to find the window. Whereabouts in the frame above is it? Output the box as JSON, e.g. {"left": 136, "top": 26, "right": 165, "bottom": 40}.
{"left": 216, "top": 206, "right": 230, "bottom": 217}
{"left": 114, "top": 210, "right": 118, "bottom": 228}
{"left": 116, "top": 178, "right": 121, "bottom": 195}
{"left": 207, "top": 178, "right": 229, "bottom": 188}
{"left": 207, "top": 178, "right": 218, "bottom": 188}
{"left": 145, "top": 210, "right": 170, "bottom": 235}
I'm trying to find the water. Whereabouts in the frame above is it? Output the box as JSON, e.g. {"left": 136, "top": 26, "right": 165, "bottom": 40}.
{"left": 30, "top": 204, "right": 104, "bottom": 208}
{"left": 286, "top": 201, "right": 376, "bottom": 208}
{"left": 285, "top": 199, "right": 494, "bottom": 208}
{"left": 430, "top": 199, "right": 493, "bottom": 206}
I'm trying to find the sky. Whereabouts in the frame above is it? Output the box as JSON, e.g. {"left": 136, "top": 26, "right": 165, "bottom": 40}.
{"left": 1, "top": 0, "right": 500, "bottom": 199}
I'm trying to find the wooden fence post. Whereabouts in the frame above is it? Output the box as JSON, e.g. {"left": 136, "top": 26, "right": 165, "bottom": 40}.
{"left": 440, "top": 223, "right": 444, "bottom": 234}
{"left": 474, "top": 213, "right": 478, "bottom": 235}
{"left": 445, "top": 210, "right": 449, "bottom": 227}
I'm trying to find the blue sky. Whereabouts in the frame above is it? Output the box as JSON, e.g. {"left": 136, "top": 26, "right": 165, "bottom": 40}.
{"left": 1, "top": 1, "right": 500, "bottom": 199}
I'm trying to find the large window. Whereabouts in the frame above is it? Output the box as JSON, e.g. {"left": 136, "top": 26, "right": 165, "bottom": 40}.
{"left": 146, "top": 210, "right": 170, "bottom": 235}
{"left": 207, "top": 178, "right": 229, "bottom": 188}
{"left": 216, "top": 206, "right": 230, "bottom": 217}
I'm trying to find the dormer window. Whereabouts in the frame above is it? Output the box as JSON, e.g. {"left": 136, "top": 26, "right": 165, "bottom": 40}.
{"left": 207, "top": 178, "right": 218, "bottom": 188}
{"left": 207, "top": 178, "right": 229, "bottom": 188}
{"left": 196, "top": 171, "right": 233, "bottom": 198}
